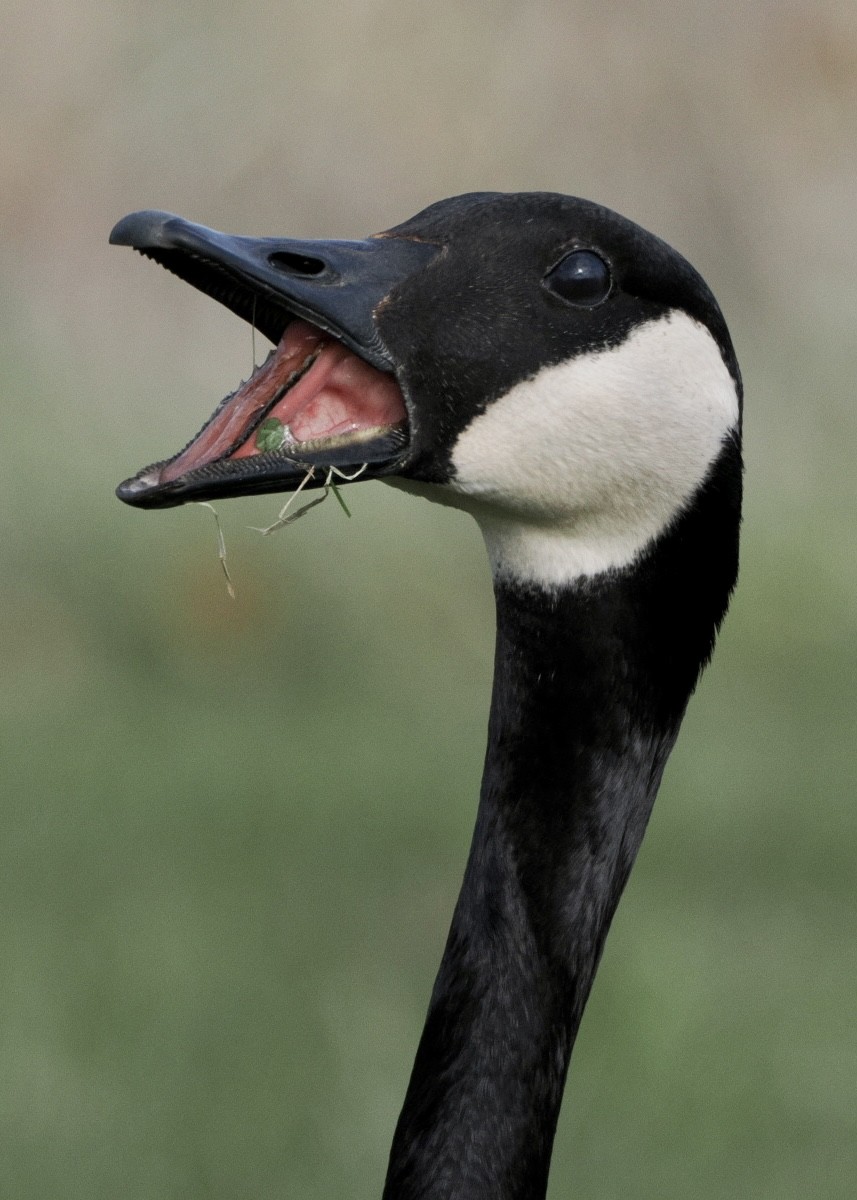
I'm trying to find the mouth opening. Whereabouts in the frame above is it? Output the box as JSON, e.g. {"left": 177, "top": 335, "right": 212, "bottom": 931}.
{"left": 117, "top": 316, "right": 410, "bottom": 508}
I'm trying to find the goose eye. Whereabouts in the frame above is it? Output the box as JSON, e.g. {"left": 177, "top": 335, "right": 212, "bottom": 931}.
{"left": 545, "top": 250, "right": 611, "bottom": 306}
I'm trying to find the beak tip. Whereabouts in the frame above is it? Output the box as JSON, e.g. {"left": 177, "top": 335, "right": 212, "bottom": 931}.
{"left": 116, "top": 468, "right": 179, "bottom": 508}
{"left": 109, "top": 210, "right": 180, "bottom": 249}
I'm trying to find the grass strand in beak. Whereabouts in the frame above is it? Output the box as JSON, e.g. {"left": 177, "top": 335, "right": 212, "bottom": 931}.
{"left": 197, "top": 502, "right": 236, "bottom": 600}
{"left": 250, "top": 466, "right": 318, "bottom": 536}
{"left": 250, "top": 461, "right": 367, "bottom": 538}
{"left": 330, "top": 481, "right": 351, "bottom": 517}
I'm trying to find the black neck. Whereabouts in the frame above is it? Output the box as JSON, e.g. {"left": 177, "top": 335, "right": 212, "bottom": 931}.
{"left": 382, "top": 441, "right": 741, "bottom": 1200}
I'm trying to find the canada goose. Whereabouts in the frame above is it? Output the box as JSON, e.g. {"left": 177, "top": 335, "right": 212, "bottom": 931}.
{"left": 112, "top": 191, "right": 742, "bottom": 1200}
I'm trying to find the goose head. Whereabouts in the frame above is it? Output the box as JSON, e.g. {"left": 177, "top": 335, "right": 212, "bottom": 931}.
{"left": 113, "top": 191, "right": 741, "bottom": 590}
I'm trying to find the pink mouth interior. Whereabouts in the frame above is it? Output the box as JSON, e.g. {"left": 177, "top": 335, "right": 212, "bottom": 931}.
{"left": 159, "top": 319, "right": 406, "bottom": 485}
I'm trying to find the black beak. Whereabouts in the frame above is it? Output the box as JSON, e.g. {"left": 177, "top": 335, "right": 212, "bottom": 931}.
{"left": 110, "top": 211, "right": 438, "bottom": 508}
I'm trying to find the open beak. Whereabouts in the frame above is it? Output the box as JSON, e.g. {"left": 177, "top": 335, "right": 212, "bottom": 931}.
{"left": 110, "top": 211, "right": 438, "bottom": 508}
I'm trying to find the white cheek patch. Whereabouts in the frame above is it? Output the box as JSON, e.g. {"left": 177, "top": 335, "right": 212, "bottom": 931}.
{"left": 447, "top": 312, "right": 740, "bottom": 586}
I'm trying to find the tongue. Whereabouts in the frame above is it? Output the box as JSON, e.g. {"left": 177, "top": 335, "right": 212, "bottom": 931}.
{"left": 159, "top": 320, "right": 406, "bottom": 485}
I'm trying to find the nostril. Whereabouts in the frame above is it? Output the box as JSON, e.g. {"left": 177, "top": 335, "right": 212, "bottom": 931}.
{"left": 268, "top": 251, "right": 327, "bottom": 277}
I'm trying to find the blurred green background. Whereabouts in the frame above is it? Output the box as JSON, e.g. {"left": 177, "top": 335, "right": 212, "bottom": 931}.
{"left": 1, "top": 1, "right": 855, "bottom": 1196}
